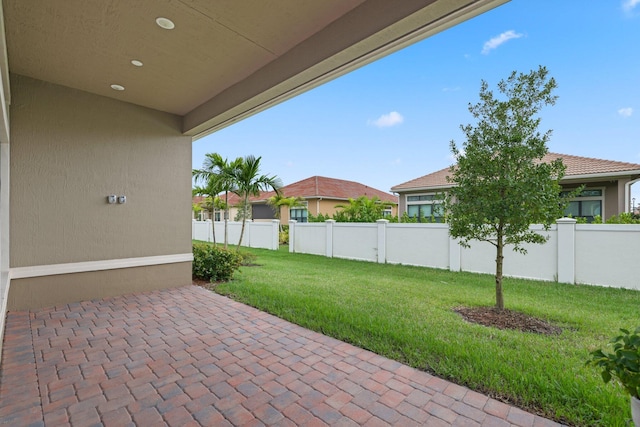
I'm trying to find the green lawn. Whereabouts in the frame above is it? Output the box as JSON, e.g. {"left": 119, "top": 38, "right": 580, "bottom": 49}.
{"left": 207, "top": 244, "right": 639, "bottom": 426}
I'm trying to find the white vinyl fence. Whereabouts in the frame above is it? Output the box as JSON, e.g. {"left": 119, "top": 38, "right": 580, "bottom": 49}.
{"left": 288, "top": 218, "right": 640, "bottom": 291}
{"left": 192, "top": 220, "right": 279, "bottom": 250}
{"left": 192, "top": 219, "right": 640, "bottom": 291}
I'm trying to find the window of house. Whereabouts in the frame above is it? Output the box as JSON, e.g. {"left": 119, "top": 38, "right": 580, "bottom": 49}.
{"left": 382, "top": 208, "right": 392, "bottom": 217}
{"left": 214, "top": 211, "right": 221, "bottom": 221}
{"left": 561, "top": 188, "right": 603, "bottom": 223}
{"left": 406, "top": 194, "right": 444, "bottom": 223}
{"left": 290, "top": 201, "right": 308, "bottom": 223}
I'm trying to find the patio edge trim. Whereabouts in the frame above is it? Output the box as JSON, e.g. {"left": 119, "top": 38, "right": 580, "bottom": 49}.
{"left": 9, "top": 253, "right": 193, "bottom": 279}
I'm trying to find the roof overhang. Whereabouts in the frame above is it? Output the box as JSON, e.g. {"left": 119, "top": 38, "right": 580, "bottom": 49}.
{"left": 560, "top": 170, "right": 640, "bottom": 185}
{"left": 2, "top": 0, "right": 509, "bottom": 140}
{"left": 391, "top": 184, "right": 453, "bottom": 193}
{"left": 183, "top": 0, "right": 510, "bottom": 138}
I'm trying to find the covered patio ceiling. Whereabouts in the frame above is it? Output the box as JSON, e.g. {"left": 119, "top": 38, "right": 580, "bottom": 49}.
{"left": 1, "top": 0, "right": 508, "bottom": 139}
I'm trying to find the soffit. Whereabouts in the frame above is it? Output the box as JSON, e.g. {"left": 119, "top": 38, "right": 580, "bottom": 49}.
{"left": 3, "top": 0, "right": 362, "bottom": 115}
{"left": 2, "top": 0, "right": 508, "bottom": 137}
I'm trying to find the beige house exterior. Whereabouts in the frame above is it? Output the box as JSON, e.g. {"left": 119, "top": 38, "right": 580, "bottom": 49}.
{"left": 0, "top": 0, "right": 509, "bottom": 353}
{"left": 243, "top": 176, "right": 399, "bottom": 222}
{"left": 199, "top": 176, "right": 399, "bottom": 223}
{"left": 391, "top": 153, "right": 640, "bottom": 222}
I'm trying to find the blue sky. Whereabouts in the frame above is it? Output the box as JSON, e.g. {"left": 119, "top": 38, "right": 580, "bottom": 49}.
{"left": 193, "top": 0, "right": 640, "bottom": 205}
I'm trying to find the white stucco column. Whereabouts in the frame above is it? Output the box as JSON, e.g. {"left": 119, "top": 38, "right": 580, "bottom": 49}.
{"left": 325, "top": 220, "right": 335, "bottom": 258}
{"left": 205, "top": 219, "right": 212, "bottom": 242}
{"left": 556, "top": 217, "right": 576, "bottom": 284}
{"left": 288, "top": 220, "right": 297, "bottom": 253}
{"left": 271, "top": 220, "right": 280, "bottom": 250}
{"left": 449, "top": 230, "right": 461, "bottom": 272}
{"left": 376, "top": 219, "right": 388, "bottom": 264}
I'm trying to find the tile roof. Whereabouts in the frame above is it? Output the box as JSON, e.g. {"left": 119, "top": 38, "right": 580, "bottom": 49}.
{"left": 391, "top": 153, "right": 640, "bottom": 191}
{"left": 215, "top": 176, "right": 398, "bottom": 205}
{"left": 258, "top": 176, "right": 398, "bottom": 204}
{"left": 192, "top": 195, "right": 207, "bottom": 205}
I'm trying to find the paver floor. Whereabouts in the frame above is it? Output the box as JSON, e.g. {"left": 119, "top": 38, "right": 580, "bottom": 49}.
{"left": 0, "top": 285, "right": 563, "bottom": 426}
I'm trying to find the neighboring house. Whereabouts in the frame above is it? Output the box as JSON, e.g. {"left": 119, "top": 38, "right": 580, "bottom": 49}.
{"left": 192, "top": 196, "right": 212, "bottom": 221}
{"left": 391, "top": 153, "right": 640, "bottom": 222}
{"left": 210, "top": 176, "right": 399, "bottom": 223}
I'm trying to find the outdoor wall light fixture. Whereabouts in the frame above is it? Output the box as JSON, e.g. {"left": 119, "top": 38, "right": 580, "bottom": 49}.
{"left": 155, "top": 17, "right": 175, "bottom": 30}
{"left": 118, "top": 196, "right": 127, "bottom": 204}
{"left": 107, "top": 195, "right": 117, "bottom": 204}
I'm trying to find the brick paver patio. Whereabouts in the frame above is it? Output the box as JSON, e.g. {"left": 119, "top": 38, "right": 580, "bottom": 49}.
{"left": 0, "top": 285, "right": 562, "bottom": 426}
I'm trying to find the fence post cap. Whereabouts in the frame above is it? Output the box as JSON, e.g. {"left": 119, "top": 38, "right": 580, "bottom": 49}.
{"left": 556, "top": 217, "right": 577, "bottom": 224}
{"left": 376, "top": 219, "right": 389, "bottom": 224}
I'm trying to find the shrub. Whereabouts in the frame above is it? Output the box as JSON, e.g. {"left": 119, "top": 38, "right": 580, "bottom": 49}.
{"left": 237, "top": 250, "right": 257, "bottom": 266}
{"left": 192, "top": 243, "right": 242, "bottom": 282}
{"left": 587, "top": 326, "right": 640, "bottom": 398}
{"left": 605, "top": 212, "right": 640, "bottom": 224}
{"left": 279, "top": 229, "right": 289, "bottom": 245}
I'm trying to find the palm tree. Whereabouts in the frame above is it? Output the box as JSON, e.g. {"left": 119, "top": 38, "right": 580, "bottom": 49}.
{"left": 266, "top": 194, "right": 305, "bottom": 231}
{"left": 232, "top": 155, "right": 282, "bottom": 249}
{"left": 193, "top": 153, "right": 242, "bottom": 249}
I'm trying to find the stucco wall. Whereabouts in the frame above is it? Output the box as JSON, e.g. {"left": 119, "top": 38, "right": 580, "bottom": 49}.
{"left": 9, "top": 74, "right": 192, "bottom": 267}
{"left": 8, "top": 263, "right": 191, "bottom": 311}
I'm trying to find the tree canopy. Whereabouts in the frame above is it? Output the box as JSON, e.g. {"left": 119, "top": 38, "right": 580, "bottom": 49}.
{"left": 446, "top": 66, "right": 569, "bottom": 310}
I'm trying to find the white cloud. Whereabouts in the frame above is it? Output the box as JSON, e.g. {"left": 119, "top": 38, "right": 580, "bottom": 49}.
{"left": 442, "top": 86, "right": 461, "bottom": 92}
{"left": 369, "top": 111, "right": 404, "bottom": 128}
{"left": 448, "top": 149, "right": 465, "bottom": 163}
{"left": 618, "top": 107, "right": 633, "bottom": 118}
{"left": 623, "top": 0, "right": 640, "bottom": 12}
{"left": 481, "top": 30, "right": 523, "bottom": 54}
{"left": 390, "top": 158, "right": 402, "bottom": 166}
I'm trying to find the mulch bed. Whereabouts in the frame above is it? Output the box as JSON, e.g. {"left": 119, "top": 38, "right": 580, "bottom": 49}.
{"left": 454, "top": 306, "right": 562, "bottom": 335}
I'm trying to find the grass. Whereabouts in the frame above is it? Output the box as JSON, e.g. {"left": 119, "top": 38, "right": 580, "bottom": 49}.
{"left": 203, "top": 243, "right": 639, "bottom": 426}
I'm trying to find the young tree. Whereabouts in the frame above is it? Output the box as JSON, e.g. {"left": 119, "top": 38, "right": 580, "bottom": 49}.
{"left": 232, "top": 155, "right": 282, "bottom": 250}
{"left": 192, "top": 201, "right": 204, "bottom": 221}
{"left": 446, "top": 66, "right": 569, "bottom": 310}
{"left": 193, "top": 153, "right": 242, "bottom": 249}
{"left": 192, "top": 183, "right": 219, "bottom": 244}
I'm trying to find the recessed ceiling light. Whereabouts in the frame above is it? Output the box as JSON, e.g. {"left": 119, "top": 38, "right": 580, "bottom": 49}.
{"left": 110, "top": 84, "right": 125, "bottom": 91}
{"left": 131, "top": 60, "right": 143, "bottom": 67}
{"left": 156, "top": 17, "right": 175, "bottom": 30}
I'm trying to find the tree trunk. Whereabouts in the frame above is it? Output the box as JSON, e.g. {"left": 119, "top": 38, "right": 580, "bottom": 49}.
{"left": 495, "top": 227, "right": 504, "bottom": 310}
{"left": 237, "top": 195, "right": 248, "bottom": 250}
{"left": 224, "top": 191, "right": 229, "bottom": 250}
{"left": 211, "top": 208, "right": 216, "bottom": 245}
